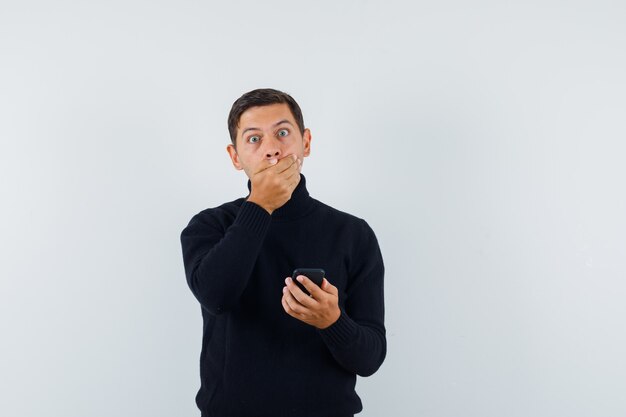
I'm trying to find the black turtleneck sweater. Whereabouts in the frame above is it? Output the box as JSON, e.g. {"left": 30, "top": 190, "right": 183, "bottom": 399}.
{"left": 180, "top": 174, "right": 386, "bottom": 417}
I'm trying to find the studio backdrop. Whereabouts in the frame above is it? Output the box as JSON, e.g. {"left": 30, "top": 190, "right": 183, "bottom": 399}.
{"left": 1, "top": 1, "right": 625, "bottom": 416}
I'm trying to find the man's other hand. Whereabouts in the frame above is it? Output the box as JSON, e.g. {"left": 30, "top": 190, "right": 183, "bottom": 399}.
{"left": 281, "top": 275, "right": 341, "bottom": 329}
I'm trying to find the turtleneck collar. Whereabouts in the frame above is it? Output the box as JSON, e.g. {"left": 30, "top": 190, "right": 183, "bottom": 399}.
{"left": 246, "top": 173, "right": 315, "bottom": 220}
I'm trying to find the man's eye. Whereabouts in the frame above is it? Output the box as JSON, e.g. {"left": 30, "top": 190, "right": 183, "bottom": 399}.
{"left": 249, "top": 135, "right": 260, "bottom": 143}
{"left": 278, "top": 129, "right": 289, "bottom": 137}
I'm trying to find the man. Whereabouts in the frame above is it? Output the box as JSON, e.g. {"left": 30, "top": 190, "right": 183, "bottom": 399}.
{"left": 180, "top": 88, "right": 386, "bottom": 417}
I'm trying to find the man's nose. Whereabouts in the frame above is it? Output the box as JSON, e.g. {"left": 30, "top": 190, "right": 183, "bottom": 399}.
{"left": 263, "top": 136, "right": 281, "bottom": 159}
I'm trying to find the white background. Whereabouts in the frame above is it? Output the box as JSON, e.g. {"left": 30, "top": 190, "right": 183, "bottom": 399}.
{"left": 1, "top": 1, "right": 625, "bottom": 416}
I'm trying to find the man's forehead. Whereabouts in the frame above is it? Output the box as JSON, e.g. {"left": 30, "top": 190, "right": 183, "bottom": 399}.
{"left": 238, "top": 103, "right": 295, "bottom": 130}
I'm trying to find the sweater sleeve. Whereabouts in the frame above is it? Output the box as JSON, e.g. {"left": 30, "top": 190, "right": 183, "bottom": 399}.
{"left": 180, "top": 201, "right": 272, "bottom": 315}
{"left": 318, "top": 219, "right": 386, "bottom": 377}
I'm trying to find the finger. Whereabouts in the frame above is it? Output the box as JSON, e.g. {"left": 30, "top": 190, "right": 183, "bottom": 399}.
{"left": 285, "top": 278, "right": 316, "bottom": 307}
{"left": 276, "top": 154, "right": 299, "bottom": 174}
{"left": 284, "top": 161, "right": 302, "bottom": 183}
{"left": 282, "top": 172, "right": 301, "bottom": 193}
{"left": 321, "top": 278, "right": 339, "bottom": 296}
{"left": 281, "top": 293, "right": 292, "bottom": 313}
{"left": 251, "top": 157, "right": 280, "bottom": 176}
{"left": 281, "top": 294, "right": 299, "bottom": 317}
{"left": 283, "top": 285, "right": 307, "bottom": 314}
{"left": 296, "top": 275, "right": 324, "bottom": 300}
{"left": 285, "top": 161, "right": 301, "bottom": 179}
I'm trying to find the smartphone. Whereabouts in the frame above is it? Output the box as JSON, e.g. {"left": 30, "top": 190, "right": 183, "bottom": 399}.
{"left": 291, "top": 268, "right": 325, "bottom": 295}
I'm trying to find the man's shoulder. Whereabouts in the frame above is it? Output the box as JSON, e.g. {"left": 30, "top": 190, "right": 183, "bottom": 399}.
{"left": 200, "top": 196, "right": 246, "bottom": 217}
{"left": 314, "top": 199, "right": 382, "bottom": 264}
{"left": 182, "top": 196, "right": 246, "bottom": 230}
{"left": 312, "top": 198, "right": 373, "bottom": 233}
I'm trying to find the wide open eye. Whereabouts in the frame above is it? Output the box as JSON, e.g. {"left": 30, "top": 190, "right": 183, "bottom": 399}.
{"left": 248, "top": 135, "right": 260, "bottom": 144}
{"left": 278, "top": 129, "right": 289, "bottom": 137}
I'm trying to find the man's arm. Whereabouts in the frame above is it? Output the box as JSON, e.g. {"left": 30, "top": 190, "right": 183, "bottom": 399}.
{"left": 180, "top": 201, "right": 271, "bottom": 315}
{"left": 181, "top": 155, "right": 301, "bottom": 314}
{"left": 318, "top": 220, "right": 386, "bottom": 376}
{"left": 282, "top": 219, "right": 386, "bottom": 376}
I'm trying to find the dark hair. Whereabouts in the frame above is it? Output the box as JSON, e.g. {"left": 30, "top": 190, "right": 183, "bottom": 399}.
{"left": 227, "top": 88, "right": 305, "bottom": 147}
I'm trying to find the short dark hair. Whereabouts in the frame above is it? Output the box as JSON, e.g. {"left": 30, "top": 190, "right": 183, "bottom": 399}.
{"left": 227, "top": 88, "right": 305, "bottom": 147}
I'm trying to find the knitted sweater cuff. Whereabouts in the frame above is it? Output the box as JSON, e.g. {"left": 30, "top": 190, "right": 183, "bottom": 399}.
{"left": 318, "top": 310, "right": 358, "bottom": 349}
{"left": 233, "top": 201, "right": 272, "bottom": 237}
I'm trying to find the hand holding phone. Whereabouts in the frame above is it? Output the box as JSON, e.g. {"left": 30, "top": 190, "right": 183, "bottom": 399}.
{"left": 284, "top": 267, "right": 340, "bottom": 329}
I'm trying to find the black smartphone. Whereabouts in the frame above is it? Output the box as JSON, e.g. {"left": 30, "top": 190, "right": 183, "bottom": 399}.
{"left": 291, "top": 268, "right": 325, "bottom": 295}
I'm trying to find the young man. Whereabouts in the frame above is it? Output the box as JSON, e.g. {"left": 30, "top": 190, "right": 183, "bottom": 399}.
{"left": 180, "top": 88, "right": 386, "bottom": 417}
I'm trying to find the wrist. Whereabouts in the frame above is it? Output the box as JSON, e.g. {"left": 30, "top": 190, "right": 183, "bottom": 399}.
{"left": 318, "top": 307, "right": 341, "bottom": 330}
{"left": 246, "top": 196, "right": 273, "bottom": 215}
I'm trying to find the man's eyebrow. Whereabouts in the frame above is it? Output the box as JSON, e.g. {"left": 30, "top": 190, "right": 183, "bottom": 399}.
{"left": 241, "top": 120, "right": 294, "bottom": 136}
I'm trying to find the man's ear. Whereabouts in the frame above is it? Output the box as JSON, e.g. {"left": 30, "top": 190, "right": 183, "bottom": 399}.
{"left": 303, "top": 128, "right": 312, "bottom": 157}
{"left": 226, "top": 143, "right": 243, "bottom": 170}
